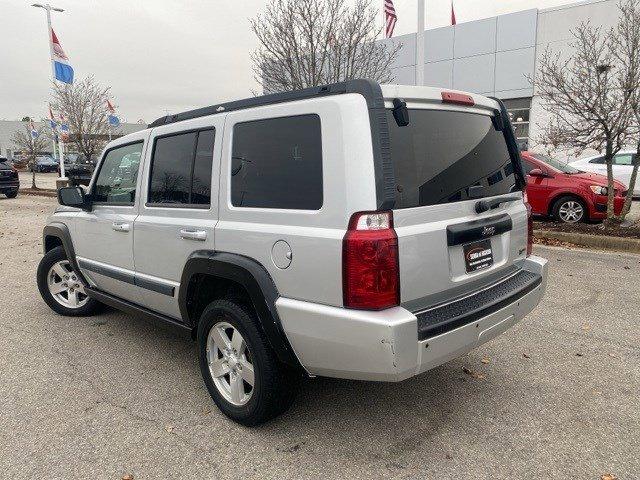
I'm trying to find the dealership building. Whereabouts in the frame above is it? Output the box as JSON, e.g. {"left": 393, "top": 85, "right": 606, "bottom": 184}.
{"left": 380, "top": 0, "right": 622, "bottom": 151}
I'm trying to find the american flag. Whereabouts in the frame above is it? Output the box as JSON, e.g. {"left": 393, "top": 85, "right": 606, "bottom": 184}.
{"left": 384, "top": 0, "right": 397, "bottom": 38}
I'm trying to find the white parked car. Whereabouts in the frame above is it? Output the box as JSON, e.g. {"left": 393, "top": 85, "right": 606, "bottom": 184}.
{"left": 570, "top": 151, "right": 639, "bottom": 196}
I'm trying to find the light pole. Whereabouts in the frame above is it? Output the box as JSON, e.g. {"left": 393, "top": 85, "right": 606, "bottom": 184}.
{"left": 32, "top": 3, "right": 68, "bottom": 183}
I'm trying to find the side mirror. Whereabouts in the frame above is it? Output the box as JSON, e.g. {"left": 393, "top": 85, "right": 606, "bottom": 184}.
{"left": 58, "top": 186, "right": 90, "bottom": 210}
{"left": 528, "top": 168, "right": 547, "bottom": 177}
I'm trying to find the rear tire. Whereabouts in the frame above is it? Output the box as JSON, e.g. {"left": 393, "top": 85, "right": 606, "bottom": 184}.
{"left": 197, "top": 299, "right": 298, "bottom": 426}
{"left": 552, "top": 195, "right": 586, "bottom": 223}
{"left": 37, "top": 246, "right": 101, "bottom": 316}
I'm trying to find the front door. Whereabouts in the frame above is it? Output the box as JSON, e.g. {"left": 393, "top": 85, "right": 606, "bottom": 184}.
{"left": 133, "top": 117, "right": 222, "bottom": 320}
{"left": 74, "top": 137, "right": 148, "bottom": 301}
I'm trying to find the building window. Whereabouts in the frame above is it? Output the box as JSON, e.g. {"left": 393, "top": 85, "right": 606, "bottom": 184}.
{"left": 503, "top": 97, "right": 531, "bottom": 151}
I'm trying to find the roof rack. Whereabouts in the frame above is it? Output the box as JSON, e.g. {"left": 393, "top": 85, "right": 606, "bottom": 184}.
{"left": 148, "top": 79, "right": 382, "bottom": 128}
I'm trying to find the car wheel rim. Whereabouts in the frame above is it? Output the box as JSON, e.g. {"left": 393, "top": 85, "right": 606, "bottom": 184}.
{"left": 559, "top": 201, "right": 584, "bottom": 223}
{"left": 47, "top": 260, "right": 89, "bottom": 309}
{"left": 206, "top": 321, "right": 255, "bottom": 406}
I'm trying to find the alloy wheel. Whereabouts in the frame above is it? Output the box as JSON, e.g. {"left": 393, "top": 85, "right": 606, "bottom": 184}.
{"left": 206, "top": 321, "right": 255, "bottom": 406}
{"left": 558, "top": 200, "right": 584, "bottom": 223}
{"left": 47, "top": 260, "right": 89, "bottom": 308}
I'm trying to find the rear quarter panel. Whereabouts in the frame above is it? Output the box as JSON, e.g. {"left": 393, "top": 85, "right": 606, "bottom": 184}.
{"left": 215, "top": 94, "right": 378, "bottom": 307}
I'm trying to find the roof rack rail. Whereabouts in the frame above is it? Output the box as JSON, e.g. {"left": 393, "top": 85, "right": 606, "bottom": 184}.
{"left": 148, "top": 79, "right": 381, "bottom": 128}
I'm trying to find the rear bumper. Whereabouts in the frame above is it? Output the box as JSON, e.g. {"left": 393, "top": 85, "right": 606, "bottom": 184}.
{"left": 0, "top": 181, "right": 19, "bottom": 190}
{"left": 277, "top": 255, "right": 547, "bottom": 381}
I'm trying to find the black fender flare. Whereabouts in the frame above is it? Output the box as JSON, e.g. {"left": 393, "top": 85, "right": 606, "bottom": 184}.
{"left": 42, "top": 223, "right": 90, "bottom": 287}
{"left": 178, "top": 250, "right": 302, "bottom": 370}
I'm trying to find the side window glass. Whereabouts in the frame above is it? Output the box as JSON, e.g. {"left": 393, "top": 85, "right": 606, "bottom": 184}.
{"left": 191, "top": 129, "right": 215, "bottom": 205}
{"left": 614, "top": 154, "right": 633, "bottom": 166}
{"left": 523, "top": 160, "right": 535, "bottom": 174}
{"left": 149, "top": 132, "right": 196, "bottom": 204}
{"left": 93, "top": 142, "right": 143, "bottom": 204}
{"left": 148, "top": 129, "right": 215, "bottom": 206}
{"left": 231, "top": 114, "right": 323, "bottom": 210}
{"left": 589, "top": 156, "right": 605, "bottom": 164}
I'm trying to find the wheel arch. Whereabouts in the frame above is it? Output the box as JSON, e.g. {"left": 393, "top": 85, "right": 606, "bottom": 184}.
{"left": 42, "top": 223, "right": 89, "bottom": 286}
{"left": 547, "top": 190, "right": 588, "bottom": 217}
{"left": 179, "top": 250, "right": 303, "bottom": 370}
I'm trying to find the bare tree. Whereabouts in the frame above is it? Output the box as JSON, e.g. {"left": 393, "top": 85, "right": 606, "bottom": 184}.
{"left": 52, "top": 76, "right": 113, "bottom": 160}
{"left": 611, "top": 0, "right": 640, "bottom": 219}
{"left": 251, "top": 0, "right": 401, "bottom": 94}
{"left": 10, "top": 122, "right": 48, "bottom": 189}
{"left": 533, "top": 20, "right": 636, "bottom": 224}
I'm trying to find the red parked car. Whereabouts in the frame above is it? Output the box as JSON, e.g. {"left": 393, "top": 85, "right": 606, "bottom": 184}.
{"left": 521, "top": 151, "right": 626, "bottom": 223}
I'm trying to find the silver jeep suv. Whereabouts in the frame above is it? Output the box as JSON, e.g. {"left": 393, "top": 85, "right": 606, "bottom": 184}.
{"left": 38, "top": 80, "right": 548, "bottom": 425}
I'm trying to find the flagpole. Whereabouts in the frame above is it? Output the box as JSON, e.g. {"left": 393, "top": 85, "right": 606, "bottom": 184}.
{"left": 33, "top": 3, "right": 67, "bottom": 182}
{"left": 416, "top": 0, "right": 425, "bottom": 86}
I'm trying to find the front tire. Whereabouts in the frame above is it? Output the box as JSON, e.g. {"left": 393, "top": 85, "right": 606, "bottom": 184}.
{"left": 37, "top": 246, "right": 101, "bottom": 316}
{"left": 5, "top": 190, "right": 18, "bottom": 198}
{"left": 197, "top": 299, "right": 298, "bottom": 426}
{"left": 552, "top": 196, "right": 586, "bottom": 223}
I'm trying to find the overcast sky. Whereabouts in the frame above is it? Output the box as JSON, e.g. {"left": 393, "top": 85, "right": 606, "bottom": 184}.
{"left": 1, "top": 0, "right": 577, "bottom": 123}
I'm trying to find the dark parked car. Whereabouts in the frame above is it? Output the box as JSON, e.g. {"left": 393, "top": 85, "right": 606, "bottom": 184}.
{"left": 30, "top": 156, "right": 59, "bottom": 173}
{"left": 0, "top": 157, "right": 20, "bottom": 198}
{"left": 63, "top": 154, "right": 97, "bottom": 186}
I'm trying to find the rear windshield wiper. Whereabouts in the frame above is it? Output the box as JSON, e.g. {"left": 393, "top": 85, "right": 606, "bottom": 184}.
{"left": 475, "top": 195, "right": 522, "bottom": 214}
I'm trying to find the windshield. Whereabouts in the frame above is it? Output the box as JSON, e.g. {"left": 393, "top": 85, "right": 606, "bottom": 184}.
{"left": 387, "top": 109, "right": 518, "bottom": 208}
{"left": 530, "top": 153, "right": 581, "bottom": 174}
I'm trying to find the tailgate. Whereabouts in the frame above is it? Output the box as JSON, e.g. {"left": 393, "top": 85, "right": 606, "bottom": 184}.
{"left": 384, "top": 96, "right": 528, "bottom": 311}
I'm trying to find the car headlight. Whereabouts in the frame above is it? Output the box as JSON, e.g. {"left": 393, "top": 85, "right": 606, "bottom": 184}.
{"left": 589, "top": 185, "right": 608, "bottom": 195}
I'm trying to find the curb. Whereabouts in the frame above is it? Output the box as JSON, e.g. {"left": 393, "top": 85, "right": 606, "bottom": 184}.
{"left": 19, "top": 189, "right": 58, "bottom": 198}
{"left": 534, "top": 230, "right": 640, "bottom": 254}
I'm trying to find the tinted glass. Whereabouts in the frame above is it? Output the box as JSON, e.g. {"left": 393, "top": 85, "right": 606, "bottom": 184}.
{"left": 589, "top": 156, "right": 605, "bottom": 164}
{"left": 614, "top": 154, "right": 633, "bottom": 165}
{"left": 387, "top": 109, "right": 516, "bottom": 208}
{"left": 93, "top": 142, "right": 143, "bottom": 204}
{"left": 148, "top": 132, "right": 196, "bottom": 204}
{"left": 529, "top": 154, "right": 580, "bottom": 173}
{"left": 231, "top": 115, "right": 322, "bottom": 209}
{"left": 523, "top": 159, "right": 535, "bottom": 174}
{"left": 191, "top": 129, "right": 215, "bottom": 205}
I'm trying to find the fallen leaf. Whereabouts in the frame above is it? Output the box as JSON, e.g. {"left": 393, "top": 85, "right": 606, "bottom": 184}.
{"left": 601, "top": 474, "right": 617, "bottom": 480}
{"left": 165, "top": 425, "right": 174, "bottom": 433}
{"left": 575, "top": 352, "right": 584, "bottom": 357}
{"left": 445, "top": 453, "right": 453, "bottom": 459}
{"left": 462, "top": 366, "right": 485, "bottom": 379}
{"left": 522, "top": 353, "right": 531, "bottom": 359}
{"left": 122, "top": 475, "right": 134, "bottom": 480}
{"left": 582, "top": 324, "right": 591, "bottom": 331}
{"left": 481, "top": 357, "right": 490, "bottom": 364}
{"left": 202, "top": 407, "right": 212, "bottom": 415}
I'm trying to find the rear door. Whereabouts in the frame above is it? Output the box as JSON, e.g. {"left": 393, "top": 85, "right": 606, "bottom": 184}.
{"left": 385, "top": 101, "right": 528, "bottom": 311}
{"left": 132, "top": 116, "right": 222, "bottom": 319}
{"left": 612, "top": 153, "right": 635, "bottom": 190}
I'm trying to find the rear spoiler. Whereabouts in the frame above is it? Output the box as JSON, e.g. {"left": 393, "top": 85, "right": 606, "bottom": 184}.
{"left": 489, "top": 97, "right": 527, "bottom": 191}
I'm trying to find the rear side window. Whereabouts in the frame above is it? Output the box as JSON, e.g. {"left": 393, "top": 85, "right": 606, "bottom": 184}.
{"left": 387, "top": 109, "right": 517, "bottom": 208}
{"left": 231, "top": 115, "right": 323, "bottom": 210}
{"left": 93, "top": 142, "right": 143, "bottom": 204}
{"left": 614, "top": 154, "right": 633, "bottom": 165}
{"left": 148, "top": 129, "right": 215, "bottom": 206}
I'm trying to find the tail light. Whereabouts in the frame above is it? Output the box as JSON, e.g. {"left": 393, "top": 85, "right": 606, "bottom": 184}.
{"left": 523, "top": 191, "right": 533, "bottom": 256}
{"left": 343, "top": 211, "right": 400, "bottom": 310}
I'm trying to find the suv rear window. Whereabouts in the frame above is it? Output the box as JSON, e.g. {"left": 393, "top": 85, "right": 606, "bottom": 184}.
{"left": 386, "top": 109, "right": 517, "bottom": 208}
{"left": 231, "top": 114, "right": 322, "bottom": 210}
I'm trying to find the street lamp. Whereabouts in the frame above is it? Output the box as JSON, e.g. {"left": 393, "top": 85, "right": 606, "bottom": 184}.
{"left": 32, "top": 3, "right": 68, "bottom": 183}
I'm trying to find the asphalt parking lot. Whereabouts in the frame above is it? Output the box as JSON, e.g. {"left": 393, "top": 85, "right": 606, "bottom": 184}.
{"left": 1, "top": 194, "right": 638, "bottom": 480}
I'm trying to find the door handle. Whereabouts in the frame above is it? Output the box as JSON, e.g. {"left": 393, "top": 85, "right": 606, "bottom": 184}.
{"left": 179, "top": 229, "right": 207, "bottom": 241}
{"left": 112, "top": 222, "right": 130, "bottom": 232}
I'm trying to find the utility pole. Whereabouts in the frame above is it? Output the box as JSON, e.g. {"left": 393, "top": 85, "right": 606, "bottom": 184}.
{"left": 32, "top": 3, "right": 68, "bottom": 183}
{"left": 416, "top": 0, "right": 425, "bottom": 86}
